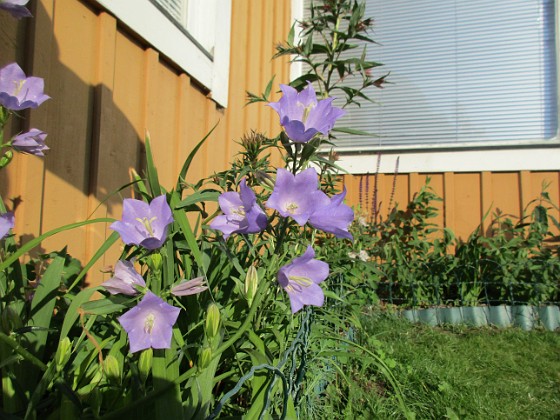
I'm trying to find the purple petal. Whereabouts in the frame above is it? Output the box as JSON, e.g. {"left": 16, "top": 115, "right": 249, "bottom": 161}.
{"left": 118, "top": 291, "right": 180, "bottom": 353}
{"left": 0, "top": 0, "right": 32, "bottom": 18}
{"left": 309, "top": 188, "right": 354, "bottom": 240}
{"left": 171, "top": 277, "right": 208, "bottom": 296}
{"left": 11, "top": 128, "right": 49, "bottom": 156}
{"left": 102, "top": 260, "right": 145, "bottom": 295}
{"left": 0, "top": 212, "right": 15, "bottom": 239}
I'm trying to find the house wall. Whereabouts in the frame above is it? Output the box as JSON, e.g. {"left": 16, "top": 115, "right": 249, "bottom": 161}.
{"left": 342, "top": 171, "right": 560, "bottom": 242}
{"left": 0, "top": 0, "right": 291, "bottom": 284}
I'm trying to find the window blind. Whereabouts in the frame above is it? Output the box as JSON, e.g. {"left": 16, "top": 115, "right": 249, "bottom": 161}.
{"left": 305, "top": 0, "right": 558, "bottom": 151}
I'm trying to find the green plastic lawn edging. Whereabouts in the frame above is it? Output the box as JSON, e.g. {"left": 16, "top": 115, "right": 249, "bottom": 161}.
{"left": 401, "top": 305, "right": 560, "bottom": 331}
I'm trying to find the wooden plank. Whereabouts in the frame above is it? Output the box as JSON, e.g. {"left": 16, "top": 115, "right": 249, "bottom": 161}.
{"left": 480, "top": 171, "right": 493, "bottom": 235}
{"left": 454, "top": 173, "right": 481, "bottom": 241}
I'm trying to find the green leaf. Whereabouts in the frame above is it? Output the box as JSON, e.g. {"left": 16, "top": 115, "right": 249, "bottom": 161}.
{"left": 144, "top": 134, "right": 162, "bottom": 196}
{"left": 176, "top": 191, "right": 220, "bottom": 209}
{"left": 60, "top": 287, "right": 100, "bottom": 340}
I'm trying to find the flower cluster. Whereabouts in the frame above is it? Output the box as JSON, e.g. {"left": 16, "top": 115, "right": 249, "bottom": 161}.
{"left": 210, "top": 82, "right": 352, "bottom": 314}
{"left": 105, "top": 196, "right": 207, "bottom": 353}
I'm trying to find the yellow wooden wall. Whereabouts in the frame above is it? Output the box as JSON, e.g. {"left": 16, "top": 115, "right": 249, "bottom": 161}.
{"left": 343, "top": 171, "right": 560, "bottom": 242}
{"left": 1, "top": 1, "right": 558, "bottom": 287}
{"left": 0, "top": 0, "right": 291, "bottom": 285}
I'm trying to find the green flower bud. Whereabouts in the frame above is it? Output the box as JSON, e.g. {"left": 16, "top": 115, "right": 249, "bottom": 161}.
{"left": 55, "top": 337, "right": 72, "bottom": 372}
{"left": 147, "top": 253, "right": 163, "bottom": 272}
{"left": 0, "top": 150, "right": 13, "bottom": 169}
{"left": 198, "top": 346, "right": 212, "bottom": 370}
{"left": 1, "top": 305, "right": 23, "bottom": 334}
{"left": 244, "top": 266, "right": 259, "bottom": 307}
{"left": 103, "top": 355, "right": 121, "bottom": 384}
{"left": 205, "top": 303, "right": 221, "bottom": 340}
{"left": 138, "top": 348, "right": 153, "bottom": 384}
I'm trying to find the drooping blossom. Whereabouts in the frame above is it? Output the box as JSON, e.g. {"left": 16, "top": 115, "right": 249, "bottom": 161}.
{"left": 309, "top": 188, "right": 354, "bottom": 240}
{"left": 0, "top": 63, "right": 49, "bottom": 110}
{"left": 210, "top": 178, "right": 267, "bottom": 239}
{"left": 266, "top": 168, "right": 323, "bottom": 226}
{"left": 170, "top": 277, "right": 208, "bottom": 296}
{"left": 277, "top": 246, "right": 329, "bottom": 314}
{"left": 11, "top": 129, "right": 48, "bottom": 156}
{"left": 118, "top": 291, "right": 181, "bottom": 353}
{"left": 102, "top": 260, "right": 146, "bottom": 296}
{"left": 0, "top": 0, "right": 32, "bottom": 18}
{"left": 348, "top": 250, "right": 369, "bottom": 262}
{"left": 268, "top": 81, "right": 345, "bottom": 143}
{"left": 110, "top": 195, "right": 173, "bottom": 250}
{"left": 0, "top": 211, "right": 14, "bottom": 239}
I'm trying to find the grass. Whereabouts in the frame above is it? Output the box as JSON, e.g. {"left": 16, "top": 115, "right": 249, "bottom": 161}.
{"left": 352, "top": 309, "right": 560, "bottom": 419}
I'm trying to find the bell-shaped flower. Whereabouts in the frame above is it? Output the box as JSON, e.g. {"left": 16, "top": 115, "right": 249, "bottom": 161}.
{"left": 11, "top": 129, "right": 49, "bottom": 156}
{"left": 0, "top": 211, "right": 14, "bottom": 239}
{"left": 309, "top": 188, "right": 354, "bottom": 240}
{"left": 0, "top": 63, "right": 49, "bottom": 110}
{"left": 210, "top": 178, "right": 267, "bottom": 239}
{"left": 170, "top": 277, "right": 208, "bottom": 296}
{"left": 102, "top": 260, "right": 146, "bottom": 296}
{"left": 110, "top": 195, "right": 173, "bottom": 250}
{"left": 0, "top": 0, "right": 31, "bottom": 18}
{"left": 266, "top": 168, "right": 323, "bottom": 226}
{"left": 118, "top": 291, "right": 181, "bottom": 353}
{"left": 268, "top": 81, "right": 345, "bottom": 143}
{"left": 277, "top": 246, "right": 329, "bottom": 314}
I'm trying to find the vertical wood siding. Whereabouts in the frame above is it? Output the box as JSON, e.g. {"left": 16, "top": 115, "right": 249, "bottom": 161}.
{"left": 343, "top": 171, "right": 560, "bottom": 242}
{"left": 1, "top": 1, "right": 558, "bottom": 286}
{"left": 0, "top": 0, "right": 291, "bottom": 285}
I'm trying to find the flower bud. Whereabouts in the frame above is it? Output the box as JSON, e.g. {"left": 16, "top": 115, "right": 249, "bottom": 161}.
{"left": 55, "top": 337, "right": 72, "bottom": 372}
{"left": 103, "top": 355, "right": 121, "bottom": 384}
{"left": 205, "top": 303, "right": 220, "bottom": 340}
{"left": 244, "top": 266, "right": 259, "bottom": 307}
{"left": 138, "top": 348, "right": 153, "bottom": 384}
{"left": 1, "top": 305, "right": 23, "bottom": 333}
{"left": 147, "top": 253, "right": 162, "bottom": 272}
{"left": 198, "top": 346, "right": 212, "bottom": 370}
{"left": 0, "top": 150, "right": 13, "bottom": 169}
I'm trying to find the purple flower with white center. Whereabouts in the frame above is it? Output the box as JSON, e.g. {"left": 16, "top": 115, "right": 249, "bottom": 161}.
{"left": 266, "top": 167, "right": 323, "bottom": 226}
{"left": 118, "top": 291, "right": 181, "bottom": 353}
{"left": 309, "top": 188, "right": 354, "bottom": 240}
{"left": 0, "top": 0, "right": 32, "bottom": 18}
{"left": 277, "top": 246, "right": 329, "bottom": 314}
{"left": 268, "top": 81, "right": 345, "bottom": 143}
{"left": 210, "top": 178, "right": 267, "bottom": 239}
{"left": 102, "top": 260, "right": 146, "bottom": 296}
{"left": 0, "top": 63, "right": 49, "bottom": 110}
{"left": 170, "top": 276, "right": 208, "bottom": 296}
{"left": 110, "top": 195, "right": 173, "bottom": 250}
{"left": 0, "top": 211, "right": 14, "bottom": 239}
{"left": 11, "top": 129, "right": 49, "bottom": 156}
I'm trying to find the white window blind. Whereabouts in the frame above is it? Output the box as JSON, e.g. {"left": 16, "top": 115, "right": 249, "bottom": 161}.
{"left": 308, "top": 0, "right": 558, "bottom": 151}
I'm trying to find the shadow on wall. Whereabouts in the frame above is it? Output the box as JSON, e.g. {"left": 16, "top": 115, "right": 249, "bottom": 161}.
{"left": 0, "top": 0, "right": 145, "bottom": 260}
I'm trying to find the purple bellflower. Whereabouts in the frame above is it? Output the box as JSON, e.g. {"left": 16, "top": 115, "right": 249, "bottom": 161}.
{"left": 0, "top": 211, "right": 14, "bottom": 239}
{"left": 170, "top": 276, "right": 208, "bottom": 296}
{"left": 0, "top": 0, "right": 32, "bottom": 18}
{"left": 266, "top": 167, "right": 323, "bottom": 226}
{"left": 11, "top": 129, "right": 49, "bottom": 156}
{"left": 102, "top": 260, "right": 146, "bottom": 296}
{"left": 110, "top": 195, "right": 173, "bottom": 250}
{"left": 210, "top": 178, "right": 267, "bottom": 239}
{"left": 278, "top": 246, "right": 329, "bottom": 314}
{"left": 0, "top": 63, "right": 49, "bottom": 110}
{"left": 309, "top": 188, "right": 354, "bottom": 240}
{"left": 118, "top": 291, "right": 181, "bottom": 353}
{"left": 268, "top": 81, "right": 345, "bottom": 143}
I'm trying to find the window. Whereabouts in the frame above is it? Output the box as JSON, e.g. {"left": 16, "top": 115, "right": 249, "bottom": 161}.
{"left": 96, "top": 0, "right": 231, "bottom": 106}
{"left": 302, "top": 0, "right": 558, "bottom": 153}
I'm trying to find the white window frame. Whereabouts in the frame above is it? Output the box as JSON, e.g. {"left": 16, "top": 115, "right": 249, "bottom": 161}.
{"left": 293, "top": 1, "right": 560, "bottom": 174}
{"left": 95, "top": 0, "right": 231, "bottom": 107}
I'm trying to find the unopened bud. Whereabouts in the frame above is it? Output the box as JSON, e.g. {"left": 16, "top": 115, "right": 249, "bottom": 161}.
{"left": 103, "top": 355, "right": 121, "bottom": 384}
{"left": 198, "top": 346, "right": 212, "bottom": 370}
{"left": 205, "top": 303, "right": 221, "bottom": 340}
{"left": 147, "top": 253, "right": 162, "bottom": 272}
{"left": 244, "top": 266, "right": 259, "bottom": 307}
{"left": 0, "top": 150, "right": 13, "bottom": 169}
{"left": 1, "top": 305, "right": 23, "bottom": 333}
{"left": 55, "top": 337, "right": 72, "bottom": 372}
{"left": 138, "top": 348, "right": 153, "bottom": 384}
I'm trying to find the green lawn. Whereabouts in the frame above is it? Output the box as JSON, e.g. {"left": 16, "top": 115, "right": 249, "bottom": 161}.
{"left": 353, "top": 310, "right": 560, "bottom": 419}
